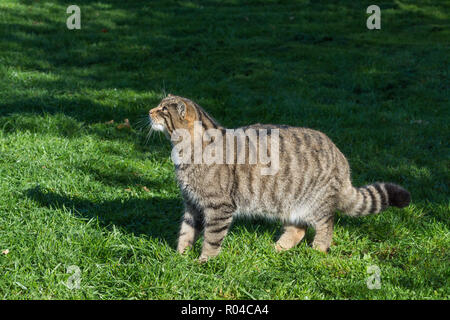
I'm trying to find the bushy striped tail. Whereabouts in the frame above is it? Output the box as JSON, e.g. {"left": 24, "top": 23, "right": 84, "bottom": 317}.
{"left": 339, "top": 182, "right": 411, "bottom": 217}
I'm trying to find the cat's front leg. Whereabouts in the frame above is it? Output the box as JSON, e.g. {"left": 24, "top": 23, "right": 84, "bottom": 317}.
{"left": 177, "top": 203, "right": 203, "bottom": 254}
{"left": 199, "top": 206, "right": 235, "bottom": 262}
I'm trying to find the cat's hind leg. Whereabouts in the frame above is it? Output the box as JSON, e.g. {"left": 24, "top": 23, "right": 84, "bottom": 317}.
{"left": 275, "top": 225, "right": 307, "bottom": 251}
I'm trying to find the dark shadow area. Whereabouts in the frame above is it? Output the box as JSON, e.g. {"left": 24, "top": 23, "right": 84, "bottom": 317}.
{"left": 25, "top": 185, "right": 288, "bottom": 249}
{"left": 2, "top": 0, "right": 447, "bottom": 126}
{"left": 26, "top": 185, "right": 184, "bottom": 247}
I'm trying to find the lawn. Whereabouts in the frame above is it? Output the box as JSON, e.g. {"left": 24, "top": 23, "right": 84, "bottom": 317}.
{"left": 0, "top": 0, "right": 448, "bottom": 299}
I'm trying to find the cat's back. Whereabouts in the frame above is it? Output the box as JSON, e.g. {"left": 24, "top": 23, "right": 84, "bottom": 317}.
{"left": 231, "top": 123, "right": 349, "bottom": 218}
{"left": 240, "top": 123, "right": 339, "bottom": 155}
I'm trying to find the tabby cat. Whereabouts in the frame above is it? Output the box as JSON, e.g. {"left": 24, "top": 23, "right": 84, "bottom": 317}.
{"left": 149, "top": 94, "right": 411, "bottom": 262}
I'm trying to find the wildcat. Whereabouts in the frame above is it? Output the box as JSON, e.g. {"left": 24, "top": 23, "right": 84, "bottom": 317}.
{"left": 149, "top": 94, "right": 411, "bottom": 262}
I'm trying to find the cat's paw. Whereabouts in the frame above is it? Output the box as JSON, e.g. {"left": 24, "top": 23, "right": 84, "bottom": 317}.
{"left": 312, "top": 243, "right": 330, "bottom": 254}
{"left": 274, "top": 243, "right": 288, "bottom": 252}
{"left": 177, "top": 242, "right": 193, "bottom": 254}
{"left": 197, "top": 255, "right": 209, "bottom": 263}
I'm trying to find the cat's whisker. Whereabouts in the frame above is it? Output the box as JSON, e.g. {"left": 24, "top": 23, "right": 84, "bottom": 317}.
{"left": 135, "top": 117, "right": 151, "bottom": 132}
{"left": 144, "top": 127, "right": 155, "bottom": 146}
{"left": 162, "top": 80, "right": 167, "bottom": 98}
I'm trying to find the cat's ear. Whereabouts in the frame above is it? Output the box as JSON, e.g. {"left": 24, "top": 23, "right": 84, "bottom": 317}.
{"left": 176, "top": 99, "right": 195, "bottom": 121}
{"left": 167, "top": 93, "right": 173, "bottom": 97}
{"left": 176, "top": 100, "right": 187, "bottom": 119}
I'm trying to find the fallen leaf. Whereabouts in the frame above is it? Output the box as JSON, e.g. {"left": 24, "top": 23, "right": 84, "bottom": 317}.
{"left": 105, "top": 120, "right": 114, "bottom": 125}
{"left": 124, "top": 188, "right": 132, "bottom": 192}
{"left": 101, "top": 28, "right": 108, "bottom": 33}
{"left": 117, "top": 119, "right": 131, "bottom": 130}
{"left": 142, "top": 186, "right": 150, "bottom": 192}
{"left": 2, "top": 249, "right": 9, "bottom": 255}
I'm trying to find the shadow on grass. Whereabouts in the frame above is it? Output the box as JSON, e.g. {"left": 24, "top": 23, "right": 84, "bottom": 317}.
{"left": 25, "top": 185, "right": 284, "bottom": 249}
{"left": 2, "top": 0, "right": 447, "bottom": 126}
{"left": 26, "top": 185, "right": 184, "bottom": 247}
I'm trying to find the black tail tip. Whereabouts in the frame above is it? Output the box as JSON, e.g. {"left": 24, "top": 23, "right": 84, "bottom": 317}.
{"left": 385, "top": 183, "right": 411, "bottom": 208}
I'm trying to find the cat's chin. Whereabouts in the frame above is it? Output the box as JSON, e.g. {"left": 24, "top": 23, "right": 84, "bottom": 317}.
{"left": 151, "top": 123, "right": 166, "bottom": 132}
{"left": 151, "top": 123, "right": 171, "bottom": 140}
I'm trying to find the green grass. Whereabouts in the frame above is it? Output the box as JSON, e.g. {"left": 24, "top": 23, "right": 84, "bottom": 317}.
{"left": 0, "top": 0, "right": 449, "bottom": 299}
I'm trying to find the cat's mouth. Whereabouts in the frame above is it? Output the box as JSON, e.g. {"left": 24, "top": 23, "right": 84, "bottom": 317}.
{"left": 149, "top": 115, "right": 165, "bottom": 132}
{"left": 148, "top": 115, "right": 171, "bottom": 140}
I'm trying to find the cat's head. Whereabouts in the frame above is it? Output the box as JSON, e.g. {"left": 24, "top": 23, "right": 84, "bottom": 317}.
{"left": 149, "top": 94, "right": 197, "bottom": 136}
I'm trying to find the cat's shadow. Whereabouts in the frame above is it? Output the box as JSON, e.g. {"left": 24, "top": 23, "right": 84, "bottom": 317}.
{"left": 25, "top": 186, "right": 297, "bottom": 249}
{"left": 25, "top": 185, "right": 184, "bottom": 246}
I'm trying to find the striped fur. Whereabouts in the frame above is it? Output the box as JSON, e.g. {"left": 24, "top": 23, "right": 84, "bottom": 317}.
{"left": 339, "top": 182, "right": 410, "bottom": 217}
{"left": 149, "top": 95, "right": 411, "bottom": 261}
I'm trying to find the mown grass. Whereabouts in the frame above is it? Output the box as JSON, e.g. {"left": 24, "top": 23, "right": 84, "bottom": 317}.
{"left": 0, "top": 0, "right": 449, "bottom": 299}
